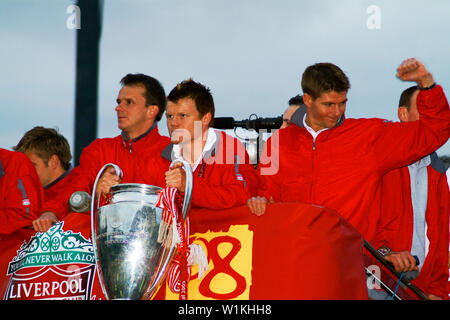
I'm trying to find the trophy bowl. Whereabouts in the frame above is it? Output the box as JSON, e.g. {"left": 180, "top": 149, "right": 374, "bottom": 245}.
{"left": 91, "top": 163, "right": 192, "bottom": 300}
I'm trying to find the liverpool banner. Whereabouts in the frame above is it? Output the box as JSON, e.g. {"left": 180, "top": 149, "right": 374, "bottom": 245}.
{"left": 0, "top": 202, "right": 368, "bottom": 300}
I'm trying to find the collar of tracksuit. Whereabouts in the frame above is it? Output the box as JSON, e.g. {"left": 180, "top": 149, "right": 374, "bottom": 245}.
{"left": 290, "top": 104, "right": 345, "bottom": 130}
{"left": 45, "top": 165, "right": 73, "bottom": 190}
{"left": 161, "top": 129, "right": 220, "bottom": 166}
{"left": 121, "top": 122, "right": 157, "bottom": 153}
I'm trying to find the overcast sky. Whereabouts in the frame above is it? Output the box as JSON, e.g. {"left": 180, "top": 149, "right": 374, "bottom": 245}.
{"left": 1, "top": 0, "right": 450, "bottom": 158}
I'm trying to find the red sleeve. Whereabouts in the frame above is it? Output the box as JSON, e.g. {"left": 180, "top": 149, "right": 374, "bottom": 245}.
{"left": 231, "top": 135, "right": 259, "bottom": 197}
{"left": 256, "top": 130, "right": 283, "bottom": 201}
{"left": 0, "top": 151, "right": 44, "bottom": 234}
{"left": 132, "top": 153, "right": 170, "bottom": 188}
{"left": 190, "top": 163, "right": 252, "bottom": 210}
{"left": 373, "top": 168, "right": 408, "bottom": 250}
{"left": 238, "top": 162, "right": 259, "bottom": 197}
{"left": 189, "top": 131, "right": 258, "bottom": 209}
{"left": 375, "top": 85, "right": 450, "bottom": 174}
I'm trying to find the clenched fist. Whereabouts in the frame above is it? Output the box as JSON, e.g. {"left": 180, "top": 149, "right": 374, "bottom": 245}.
{"left": 396, "top": 58, "right": 434, "bottom": 88}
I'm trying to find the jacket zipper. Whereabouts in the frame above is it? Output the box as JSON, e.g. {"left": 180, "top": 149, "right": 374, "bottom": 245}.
{"left": 311, "top": 137, "right": 317, "bottom": 202}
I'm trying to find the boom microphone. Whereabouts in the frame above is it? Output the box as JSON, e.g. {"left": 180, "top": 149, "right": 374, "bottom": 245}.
{"left": 212, "top": 117, "right": 236, "bottom": 129}
{"left": 213, "top": 116, "right": 283, "bottom": 130}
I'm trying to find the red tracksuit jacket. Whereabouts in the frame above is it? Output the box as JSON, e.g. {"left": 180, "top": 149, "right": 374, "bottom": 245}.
{"left": 257, "top": 85, "right": 450, "bottom": 243}
{"left": 155, "top": 130, "right": 259, "bottom": 210}
{"left": 43, "top": 169, "right": 71, "bottom": 201}
{"left": 376, "top": 153, "right": 449, "bottom": 299}
{"left": 0, "top": 148, "right": 44, "bottom": 234}
{"left": 42, "top": 125, "right": 170, "bottom": 220}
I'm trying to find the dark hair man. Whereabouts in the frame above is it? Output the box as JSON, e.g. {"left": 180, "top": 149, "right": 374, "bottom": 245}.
{"left": 280, "top": 95, "right": 304, "bottom": 129}
{"left": 375, "top": 85, "right": 450, "bottom": 300}
{"left": 162, "top": 78, "right": 258, "bottom": 209}
{"left": 154, "top": 78, "right": 258, "bottom": 296}
{"left": 37, "top": 74, "right": 171, "bottom": 232}
{"left": 248, "top": 58, "right": 450, "bottom": 249}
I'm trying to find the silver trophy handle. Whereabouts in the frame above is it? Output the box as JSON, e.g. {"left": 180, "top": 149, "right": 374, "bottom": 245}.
{"left": 90, "top": 163, "right": 123, "bottom": 294}
{"left": 170, "top": 159, "right": 193, "bottom": 220}
{"left": 91, "top": 163, "right": 123, "bottom": 221}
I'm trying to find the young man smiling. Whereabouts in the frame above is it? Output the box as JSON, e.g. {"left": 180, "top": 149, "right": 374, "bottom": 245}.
{"left": 248, "top": 58, "right": 450, "bottom": 246}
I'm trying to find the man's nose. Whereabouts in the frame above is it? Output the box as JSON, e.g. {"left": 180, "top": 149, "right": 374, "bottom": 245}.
{"left": 116, "top": 101, "right": 127, "bottom": 112}
{"left": 332, "top": 104, "right": 341, "bottom": 116}
{"left": 170, "top": 117, "right": 180, "bottom": 127}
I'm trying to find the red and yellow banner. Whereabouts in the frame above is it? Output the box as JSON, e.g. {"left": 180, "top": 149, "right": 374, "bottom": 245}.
{"left": 0, "top": 202, "right": 368, "bottom": 300}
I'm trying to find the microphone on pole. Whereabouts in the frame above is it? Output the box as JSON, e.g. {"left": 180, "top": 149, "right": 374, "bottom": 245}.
{"left": 212, "top": 117, "right": 236, "bottom": 130}
{"left": 213, "top": 116, "right": 283, "bottom": 130}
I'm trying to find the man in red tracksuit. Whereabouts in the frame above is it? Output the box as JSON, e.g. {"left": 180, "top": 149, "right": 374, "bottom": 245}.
{"left": 248, "top": 58, "right": 450, "bottom": 247}
{"left": 0, "top": 148, "right": 44, "bottom": 234}
{"left": 375, "top": 86, "right": 449, "bottom": 300}
{"left": 163, "top": 78, "right": 258, "bottom": 209}
{"left": 13, "top": 126, "right": 73, "bottom": 231}
{"left": 157, "top": 78, "right": 258, "bottom": 297}
{"left": 37, "top": 73, "right": 171, "bottom": 232}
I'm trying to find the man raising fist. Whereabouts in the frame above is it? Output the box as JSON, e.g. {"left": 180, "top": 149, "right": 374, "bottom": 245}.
{"left": 249, "top": 58, "right": 450, "bottom": 254}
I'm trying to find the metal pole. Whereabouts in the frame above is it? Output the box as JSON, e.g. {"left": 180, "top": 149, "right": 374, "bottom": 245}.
{"left": 74, "top": 0, "right": 102, "bottom": 165}
{"left": 364, "top": 240, "right": 428, "bottom": 300}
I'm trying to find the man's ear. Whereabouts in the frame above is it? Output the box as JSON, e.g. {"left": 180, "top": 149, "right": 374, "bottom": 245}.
{"left": 147, "top": 105, "right": 159, "bottom": 119}
{"left": 302, "top": 93, "right": 312, "bottom": 108}
{"left": 202, "top": 112, "right": 212, "bottom": 127}
{"left": 398, "top": 106, "right": 409, "bottom": 122}
{"left": 48, "top": 154, "right": 60, "bottom": 170}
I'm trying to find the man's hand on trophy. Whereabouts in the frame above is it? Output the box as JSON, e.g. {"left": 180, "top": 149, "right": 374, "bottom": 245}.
{"left": 247, "top": 196, "right": 269, "bottom": 216}
{"left": 165, "top": 162, "right": 186, "bottom": 193}
{"left": 95, "top": 166, "right": 122, "bottom": 198}
{"left": 32, "top": 211, "right": 58, "bottom": 232}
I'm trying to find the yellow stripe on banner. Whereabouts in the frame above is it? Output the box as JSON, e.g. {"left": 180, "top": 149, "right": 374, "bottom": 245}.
{"left": 165, "top": 224, "right": 253, "bottom": 300}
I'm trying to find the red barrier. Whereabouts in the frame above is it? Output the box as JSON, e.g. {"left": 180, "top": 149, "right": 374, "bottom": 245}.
{"left": 0, "top": 202, "right": 368, "bottom": 300}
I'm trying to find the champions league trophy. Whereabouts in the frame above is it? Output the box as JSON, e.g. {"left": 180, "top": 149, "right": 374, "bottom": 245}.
{"left": 91, "top": 162, "right": 192, "bottom": 300}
